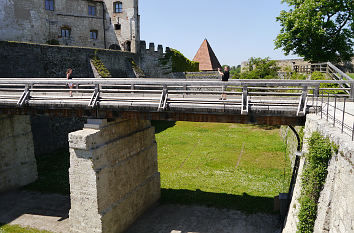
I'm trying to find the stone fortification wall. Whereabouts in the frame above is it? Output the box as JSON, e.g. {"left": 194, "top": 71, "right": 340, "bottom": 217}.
{"left": 30, "top": 116, "right": 86, "bottom": 155}
{"left": 0, "top": 115, "right": 37, "bottom": 192}
{"left": 0, "top": 40, "right": 174, "bottom": 78}
{"left": 283, "top": 114, "right": 354, "bottom": 233}
{"left": 0, "top": 41, "right": 137, "bottom": 78}
{"left": 280, "top": 126, "right": 303, "bottom": 168}
{"left": 68, "top": 119, "right": 160, "bottom": 233}
{"left": 139, "top": 41, "right": 173, "bottom": 78}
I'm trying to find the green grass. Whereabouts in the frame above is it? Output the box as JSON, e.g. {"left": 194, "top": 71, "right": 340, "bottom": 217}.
{"left": 348, "top": 73, "right": 354, "bottom": 79}
{"left": 0, "top": 224, "right": 51, "bottom": 233}
{"left": 153, "top": 121, "right": 291, "bottom": 213}
{"left": 22, "top": 122, "right": 291, "bottom": 214}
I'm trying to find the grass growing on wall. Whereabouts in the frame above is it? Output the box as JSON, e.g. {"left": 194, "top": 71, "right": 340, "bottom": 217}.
{"left": 160, "top": 49, "right": 199, "bottom": 72}
{"left": 297, "top": 132, "right": 334, "bottom": 233}
{"left": 91, "top": 51, "right": 112, "bottom": 78}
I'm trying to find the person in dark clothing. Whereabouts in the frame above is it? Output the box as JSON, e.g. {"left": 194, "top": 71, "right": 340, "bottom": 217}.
{"left": 218, "top": 66, "right": 230, "bottom": 100}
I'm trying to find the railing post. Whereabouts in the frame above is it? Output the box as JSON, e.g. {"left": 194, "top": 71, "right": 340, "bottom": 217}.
{"left": 321, "top": 91, "right": 323, "bottom": 119}
{"left": 314, "top": 86, "right": 319, "bottom": 98}
{"left": 341, "top": 98, "right": 346, "bottom": 133}
{"left": 350, "top": 83, "right": 354, "bottom": 101}
{"left": 333, "top": 95, "right": 337, "bottom": 127}
{"left": 327, "top": 93, "right": 329, "bottom": 121}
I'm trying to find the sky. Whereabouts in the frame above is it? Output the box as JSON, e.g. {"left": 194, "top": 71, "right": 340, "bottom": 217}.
{"left": 139, "top": 0, "right": 300, "bottom": 66}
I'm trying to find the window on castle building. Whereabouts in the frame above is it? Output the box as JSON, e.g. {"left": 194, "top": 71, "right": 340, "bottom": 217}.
{"left": 45, "top": 0, "right": 54, "bottom": 11}
{"left": 88, "top": 5, "right": 96, "bottom": 16}
{"left": 61, "top": 28, "right": 71, "bottom": 38}
{"left": 114, "top": 24, "right": 121, "bottom": 30}
{"left": 113, "top": 2, "right": 123, "bottom": 13}
{"left": 90, "top": 30, "right": 98, "bottom": 40}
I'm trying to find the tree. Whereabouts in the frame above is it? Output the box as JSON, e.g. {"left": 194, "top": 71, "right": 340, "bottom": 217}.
{"left": 275, "top": 0, "right": 353, "bottom": 63}
{"left": 240, "top": 57, "right": 280, "bottom": 79}
{"left": 222, "top": 65, "right": 241, "bottom": 79}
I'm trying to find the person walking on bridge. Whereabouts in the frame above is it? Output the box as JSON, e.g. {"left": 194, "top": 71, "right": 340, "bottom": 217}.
{"left": 218, "top": 66, "right": 230, "bottom": 100}
{"left": 66, "top": 68, "right": 74, "bottom": 97}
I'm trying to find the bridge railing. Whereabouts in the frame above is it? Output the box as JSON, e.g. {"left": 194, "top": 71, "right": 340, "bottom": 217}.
{"left": 316, "top": 90, "right": 354, "bottom": 141}
{"left": 0, "top": 79, "right": 353, "bottom": 117}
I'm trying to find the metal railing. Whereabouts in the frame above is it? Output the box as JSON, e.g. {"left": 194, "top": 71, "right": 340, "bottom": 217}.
{"left": 314, "top": 91, "right": 354, "bottom": 141}
{"left": 0, "top": 78, "right": 353, "bottom": 118}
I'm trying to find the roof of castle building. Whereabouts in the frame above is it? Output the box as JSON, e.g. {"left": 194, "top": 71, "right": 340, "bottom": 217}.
{"left": 193, "top": 39, "right": 222, "bottom": 71}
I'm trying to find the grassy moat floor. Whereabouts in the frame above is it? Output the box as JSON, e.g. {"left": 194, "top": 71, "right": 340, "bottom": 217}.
{"left": 1, "top": 121, "right": 291, "bottom": 232}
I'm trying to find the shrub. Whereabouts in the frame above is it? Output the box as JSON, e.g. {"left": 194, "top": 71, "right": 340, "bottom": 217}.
{"left": 297, "top": 132, "right": 334, "bottom": 233}
{"left": 160, "top": 49, "right": 199, "bottom": 72}
{"left": 240, "top": 57, "right": 280, "bottom": 79}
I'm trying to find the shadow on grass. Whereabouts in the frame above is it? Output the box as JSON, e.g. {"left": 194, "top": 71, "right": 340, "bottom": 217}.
{"left": 255, "top": 125, "right": 281, "bottom": 130}
{"left": 151, "top": 120, "right": 176, "bottom": 134}
{"left": 24, "top": 149, "right": 70, "bottom": 195}
{"left": 161, "top": 188, "right": 276, "bottom": 214}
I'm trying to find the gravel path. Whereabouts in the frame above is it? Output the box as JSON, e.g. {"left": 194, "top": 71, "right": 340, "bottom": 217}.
{"left": 0, "top": 191, "right": 281, "bottom": 233}
{"left": 126, "top": 204, "right": 281, "bottom": 233}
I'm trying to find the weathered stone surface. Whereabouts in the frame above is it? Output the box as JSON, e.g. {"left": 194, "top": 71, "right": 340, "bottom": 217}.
{"left": 68, "top": 118, "right": 160, "bottom": 233}
{"left": 0, "top": 115, "right": 37, "bottom": 192}
{"left": 283, "top": 114, "right": 354, "bottom": 233}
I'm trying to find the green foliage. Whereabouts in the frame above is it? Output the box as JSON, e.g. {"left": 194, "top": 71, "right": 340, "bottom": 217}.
{"left": 160, "top": 49, "right": 199, "bottom": 72}
{"left": 240, "top": 57, "right": 280, "bottom": 79}
{"left": 310, "top": 71, "right": 346, "bottom": 94}
{"left": 297, "top": 132, "right": 334, "bottom": 233}
{"left": 46, "top": 39, "right": 59, "bottom": 45}
{"left": 289, "top": 72, "right": 307, "bottom": 80}
{"left": 223, "top": 65, "right": 241, "bottom": 79}
{"left": 310, "top": 71, "right": 326, "bottom": 80}
{"left": 91, "top": 51, "right": 112, "bottom": 78}
{"left": 275, "top": 0, "right": 353, "bottom": 63}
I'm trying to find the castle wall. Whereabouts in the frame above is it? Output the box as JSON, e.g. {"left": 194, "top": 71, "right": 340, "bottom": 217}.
{"left": 0, "top": 41, "right": 137, "bottom": 78}
{"left": 0, "top": 0, "right": 139, "bottom": 52}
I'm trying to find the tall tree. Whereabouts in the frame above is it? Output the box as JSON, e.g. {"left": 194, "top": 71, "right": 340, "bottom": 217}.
{"left": 275, "top": 0, "right": 353, "bottom": 63}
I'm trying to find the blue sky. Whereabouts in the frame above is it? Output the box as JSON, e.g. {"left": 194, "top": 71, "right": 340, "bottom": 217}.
{"left": 140, "top": 0, "right": 300, "bottom": 66}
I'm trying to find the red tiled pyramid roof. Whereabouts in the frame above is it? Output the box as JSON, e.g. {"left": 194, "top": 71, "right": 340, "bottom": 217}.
{"left": 193, "top": 39, "right": 222, "bottom": 71}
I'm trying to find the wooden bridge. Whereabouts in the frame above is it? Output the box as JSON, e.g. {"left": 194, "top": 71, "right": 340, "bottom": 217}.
{"left": 0, "top": 78, "right": 353, "bottom": 126}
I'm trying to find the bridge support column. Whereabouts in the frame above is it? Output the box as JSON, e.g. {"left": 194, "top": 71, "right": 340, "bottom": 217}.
{"left": 0, "top": 115, "right": 37, "bottom": 192}
{"left": 68, "top": 119, "right": 160, "bottom": 233}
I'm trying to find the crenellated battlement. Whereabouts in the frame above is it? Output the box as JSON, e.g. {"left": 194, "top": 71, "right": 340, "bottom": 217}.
{"left": 140, "top": 41, "right": 170, "bottom": 57}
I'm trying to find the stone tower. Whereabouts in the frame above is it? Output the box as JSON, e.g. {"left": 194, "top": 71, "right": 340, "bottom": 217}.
{"left": 104, "top": 0, "right": 140, "bottom": 53}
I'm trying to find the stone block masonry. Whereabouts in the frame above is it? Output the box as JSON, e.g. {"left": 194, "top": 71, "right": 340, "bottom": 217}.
{"left": 68, "top": 118, "right": 160, "bottom": 233}
{"left": 0, "top": 115, "right": 37, "bottom": 192}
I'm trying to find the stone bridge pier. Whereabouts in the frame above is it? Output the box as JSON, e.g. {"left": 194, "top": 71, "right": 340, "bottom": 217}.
{"left": 68, "top": 118, "right": 161, "bottom": 233}
{"left": 0, "top": 115, "right": 37, "bottom": 192}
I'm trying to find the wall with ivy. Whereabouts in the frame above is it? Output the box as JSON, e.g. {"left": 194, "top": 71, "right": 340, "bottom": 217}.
{"left": 283, "top": 114, "right": 354, "bottom": 233}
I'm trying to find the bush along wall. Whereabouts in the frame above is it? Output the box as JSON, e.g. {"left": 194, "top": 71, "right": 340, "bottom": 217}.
{"left": 297, "top": 132, "right": 336, "bottom": 233}
{"left": 160, "top": 48, "right": 199, "bottom": 72}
